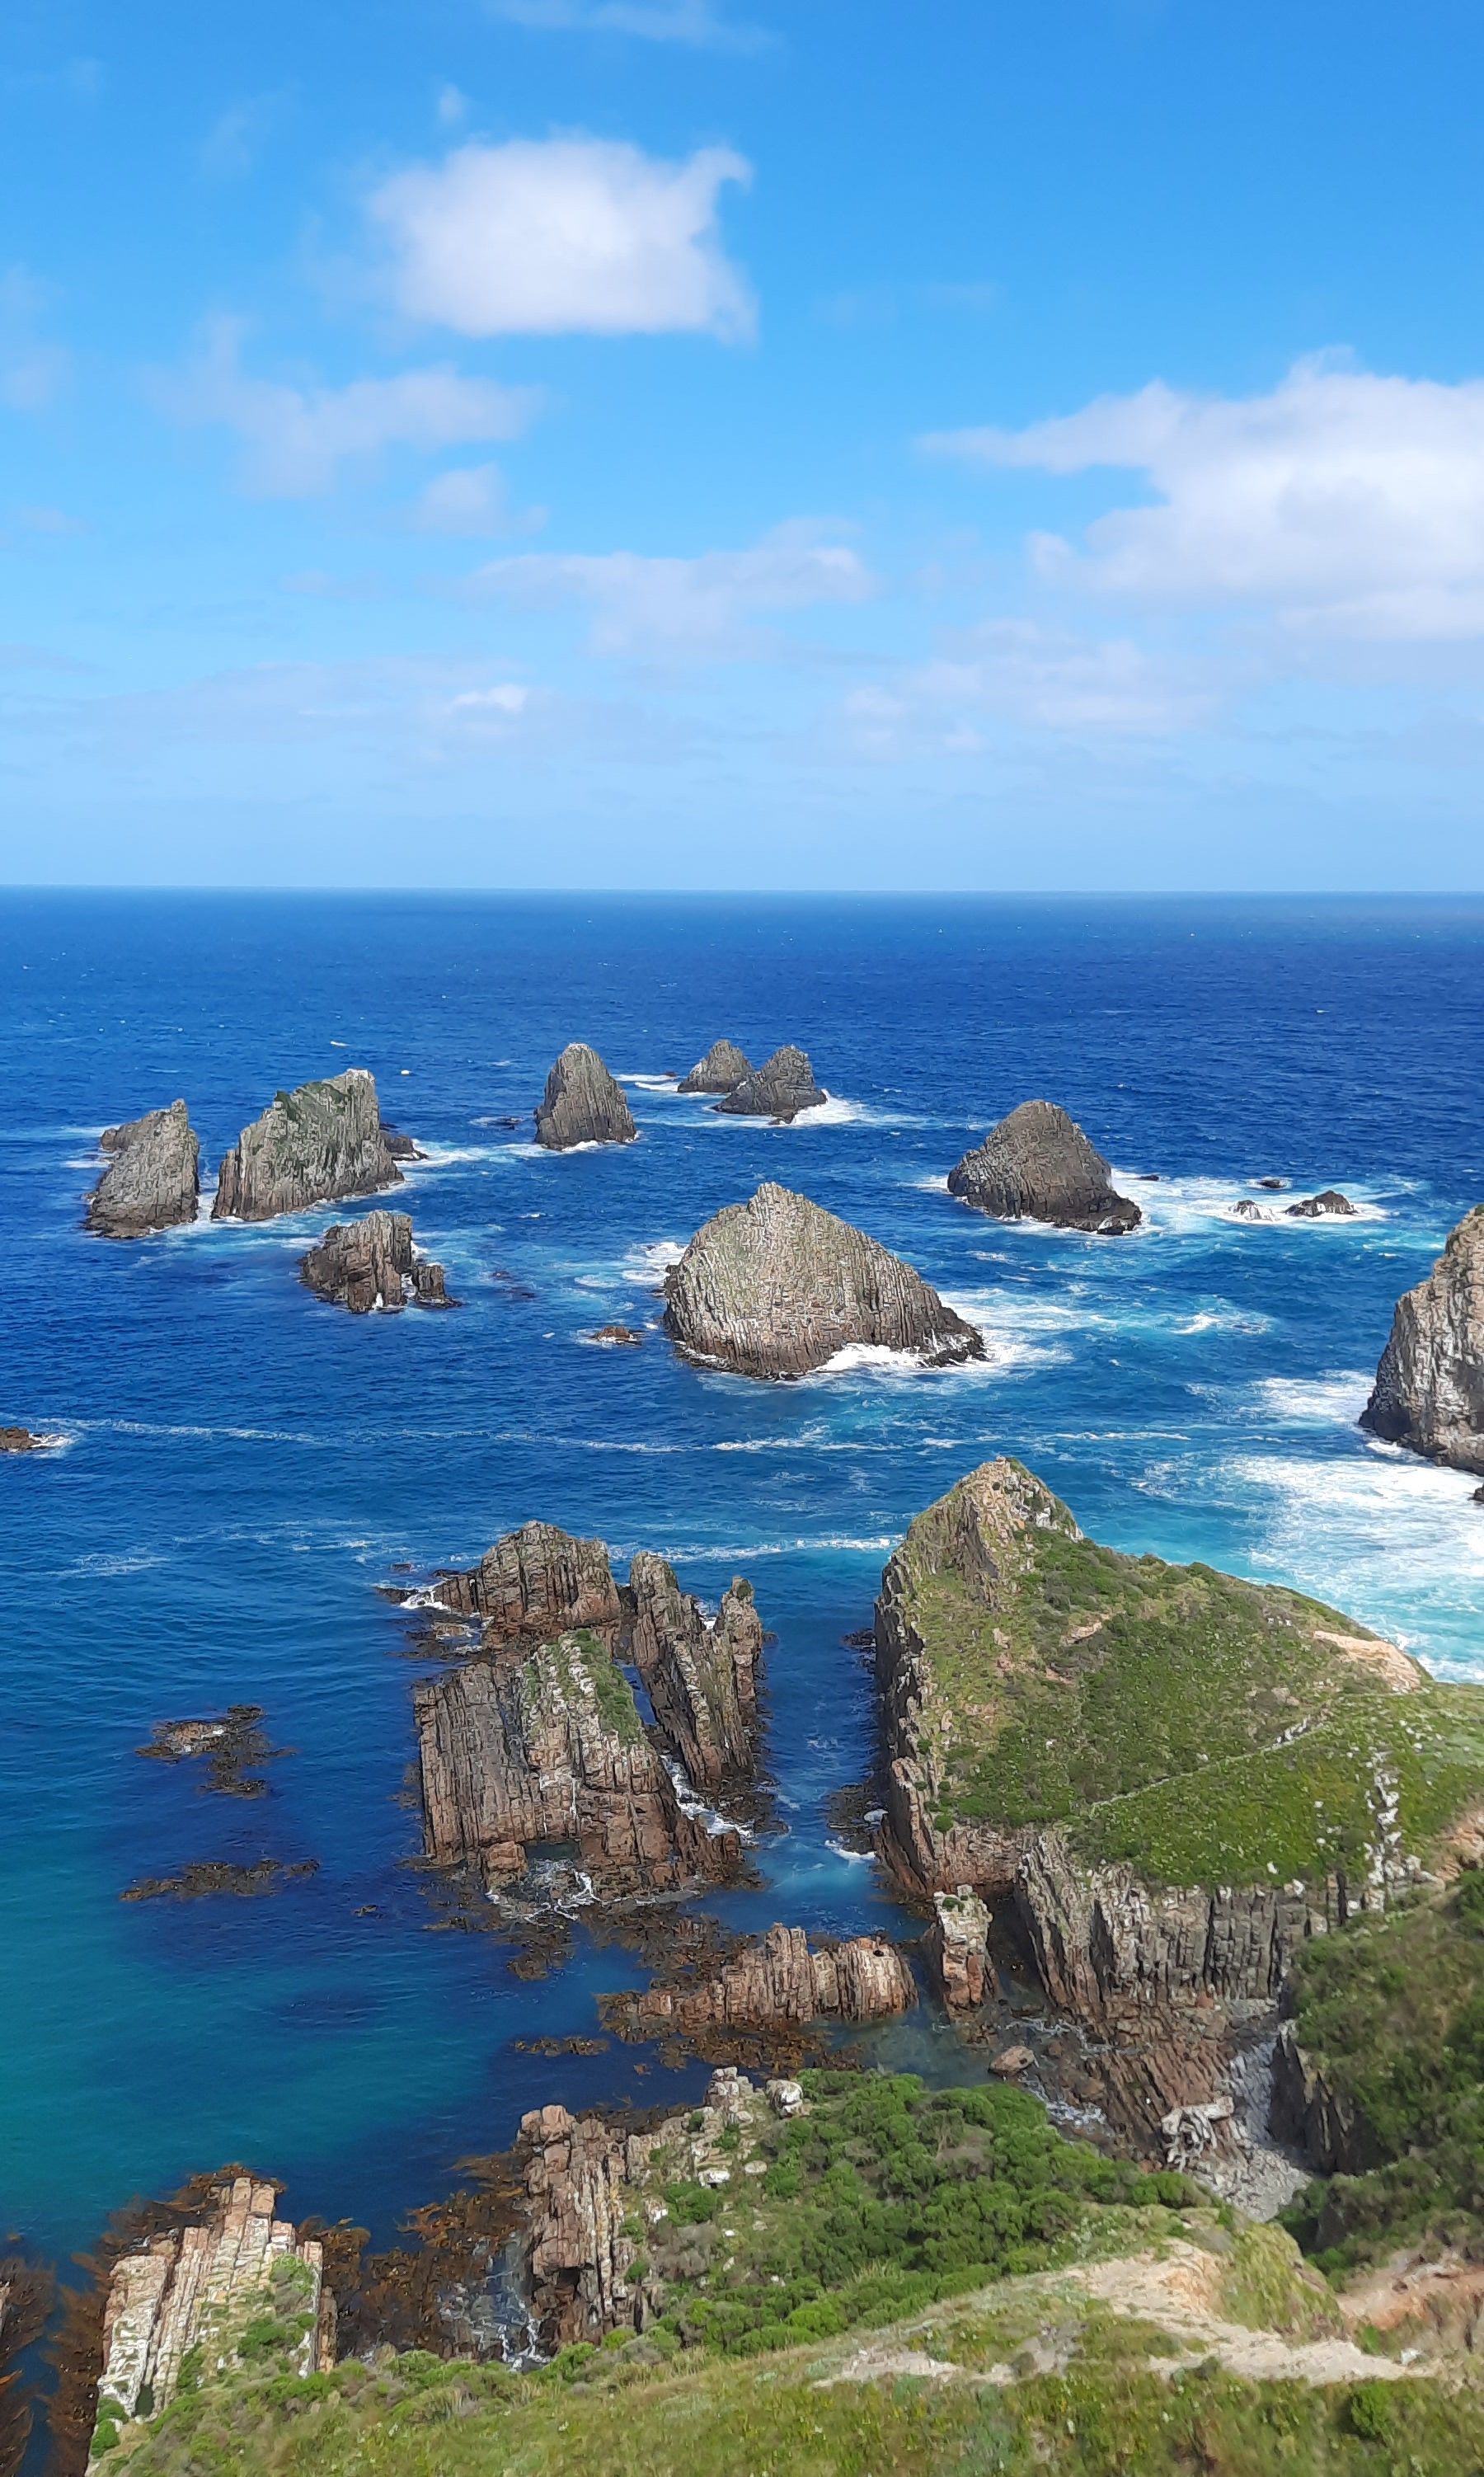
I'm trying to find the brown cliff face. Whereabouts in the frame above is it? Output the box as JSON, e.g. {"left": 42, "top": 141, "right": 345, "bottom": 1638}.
{"left": 87, "top": 1101, "right": 200, "bottom": 1238}
{"left": 1361, "top": 1206, "right": 1484, "bottom": 1475}
{"left": 627, "top": 1554, "right": 762, "bottom": 1788}
{"left": 924, "top": 1889, "right": 993, "bottom": 2011}
{"left": 433, "top": 1521, "right": 622, "bottom": 1638}
{"left": 603, "top": 1922, "right": 915, "bottom": 2041}
{"left": 533, "top": 1046, "right": 636, "bottom": 1150}
{"left": 947, "top": 1099, "right": 1140, "bottom": 1234}
{"left": 213, "top": 1069, "right": 400, "bottom": 1222}
{"left": 300, "top": 1210, "right": 454, "bottom": 1313}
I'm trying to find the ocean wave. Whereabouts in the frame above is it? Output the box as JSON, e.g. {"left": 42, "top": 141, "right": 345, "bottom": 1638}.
{"left": 1248, "top": 1373, "right": 1375, "bottom": 1424}
{"left": 627, "top": 1535, "right": 896, "bottom": 1562}
{"left": 624, "top": 1238, "right": 685, "bottom": 1279}
{"left": 1117, "top": 1172, "right": 1393, "bottom": 1235}
{"left": 618, "top": 1073, "right": 679, "bottom": 1091}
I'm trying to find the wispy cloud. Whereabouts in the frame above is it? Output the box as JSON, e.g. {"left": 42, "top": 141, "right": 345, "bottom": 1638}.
{"left": 415, "top": 462, "right": 545, "bottom": 537}
{"left": 486, "top": 0, "right": 772, "bottom": 53}
{"left": 369, "top": 137, "right": 754, "bottom": 341}
{"left": 843, "top": 621, "right": 1207, "bottom": 757}
{"left": 155, "top": 320, "right": 539, "bottom": 496}
{"left": 200, "top": 91, "right": 293, "bottom": 180}
{"left": 0, "top": 267, "right": 70, "bottom": 412}
{"left": 468, "top": 523, "right": 874, "bottom": 656}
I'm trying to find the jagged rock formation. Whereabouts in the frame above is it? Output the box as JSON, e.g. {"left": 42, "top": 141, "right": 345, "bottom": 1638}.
{"left": 874, "top": 1459, "right": 1482, "bottom": 2024}
{"left": 1286, "top": 1190, "right": 1356, "bottom": 1219}
{"left": 433, "top": 1521, "right": 622, "bottom": 1642}
{"left": 948, "top": 1100, "right": 1140, "bottom": 1234}
{"left": 679, "top": 1039, "right": 751, "bottom": 1095}
{"left": 662, "top": 1182, "right": 985, "bottom": 1379}
{"left": 603, "top": 1923, "right": 914, "bottom": 2041}
{"left": 1232, "top": 1200, "right": 1266, "bottom": 1222}
{"left": 90, "top": 2176, "right": 333, "bottom": 2444}
{"left": 415, "top": 1630, "right": 740, "bottom": 1893}
{"left": 382, "top": 1126, "right": 425, "bottom": 1160}
{"left": 299, "top": 1211, "right": 454, "bottom": 1314}
{"left": 1269, "top": 2023, "right": 1368, "bottom": 2176}
{"left": 925, "top": 1887, "right": 992, "bottom": 2011}
{"left": 1361, "top": 1206, "right": 1484, "bottom": 1475}
{"left": 627, "top": 1555, "right": 761, "bottom": 1788}
{"left": 213, "top": 1069, "right": 400, "bottom": 1222}
{"left": 714, "top": 1045, "right": 824, "bottom": 1121}
{"left": 87, "top": 1101, "right": 200, "bottom": 1237}
{"left": 533, "top": 1045, "right": 636, "bottom": 1150}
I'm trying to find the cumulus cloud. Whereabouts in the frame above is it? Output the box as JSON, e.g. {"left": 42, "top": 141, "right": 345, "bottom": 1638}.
{"left": 488, "top": 0, "right": 771, "bottom": 49}
{"left": 843, "top": 622, "right": 1205, "bottom": 757}
{"left": 469, "top": 523, "right": 873, "bottom": 654}
{"left": 369, "top": 138, "right": 754, "bottom": 341}
{"left": 0, "top": 267, "right": 69, "bottom": 411}
{"left": 925, "top": 356, "right": 1484, "bottom": 639}
{"left": 157, "top": 321, "right": 539, "bottom": 496}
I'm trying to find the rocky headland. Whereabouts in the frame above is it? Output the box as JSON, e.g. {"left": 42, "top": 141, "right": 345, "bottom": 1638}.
{"left": 533, "top": 1046, "right": 636, "bottom": 1150}
{"left": 678, "top": 1039, "right": 751, "bottom": 1095}
{"left": 661, "top": 1181, "right": 984, "bottom": 1378}
{"left": 1361, "top": 1204, "right": 1484, "bottom": 1474}
{"left": 212, "top": 1069, "right": 401, "bottom": 1222}
{"left": 713, "top": 1044, "right": 824, "bottom": 1121}
{"left": 299, "top": 1211, "right": 455, "bottom": 1314}
{"left": 947, "top": 1100, "right": 1141, "bottom": 1234}
{"left": 86, "top": 1102, "right": 200, "bottom": 1238}
{"left": 600, "top": 1922, "right": 915, "bottom": 2047}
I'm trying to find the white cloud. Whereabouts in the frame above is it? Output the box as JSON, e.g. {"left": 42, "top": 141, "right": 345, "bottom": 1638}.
{"left": 158, "top": 321, "right": 539, "bottom": 496}
{"left": 369, "top": 138, "right": 754, "bottom": 341}
{"left": 469, "top": 523, "right": 873, "bottom": 654}
{"left": 843, "top": 621, "right": 1205, "bottom": 757}
{"left": 436, "top": 82, "right": 470, "bottom": 127}
{"left": 445, "top": 681, "right": 531, "bottom": 718}
{"left": 487, "top": 0, "right": 771, "bottom": 49}
{"left": 925, "top": 356, "right": 1484, "bottom": 639}
{"left": 0, "top": 267, "right": 69, "bottom": 411}
{"left": 200, "top": 92, "right": 289, "bottom": 179}
{"left": 416, "top": 462, "right": 539, "bottom": 536}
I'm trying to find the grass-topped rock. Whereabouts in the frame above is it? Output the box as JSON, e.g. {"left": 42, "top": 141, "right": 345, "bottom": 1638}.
{"left": 876, "top": 1459, "right": 1484, "bottom": 2015}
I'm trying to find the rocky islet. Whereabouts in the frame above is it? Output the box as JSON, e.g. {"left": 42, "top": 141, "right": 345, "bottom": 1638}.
{"left": 947, "top": 1098, "right": 1141, "bottom": 1234}
{"left": 299, "top": 1210, "right": 455, "bottom": 1313}
{"left": 1361, "top": 1202, "right": 1484, "bottom": 1474}
{"left": 213, "top": 1069, "right": 402, "bottom": 1221}
{"left": 677, "top": 1037, "right": 752, "bottom": 1094}
{"left": 533, "top": 1044, "right": 636, "bottom": 1150}
{"left": 86, "top": 1101, "right": 200, "bottom": 1238}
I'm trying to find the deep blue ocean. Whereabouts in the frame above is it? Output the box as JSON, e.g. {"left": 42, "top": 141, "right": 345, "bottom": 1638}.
{"left": 3, "top": 891, "right": 1482, "bottom": 2292}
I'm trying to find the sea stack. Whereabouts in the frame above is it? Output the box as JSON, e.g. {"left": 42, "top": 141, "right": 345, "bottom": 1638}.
{"left": 1286, "top": 1190, "right": 1357, "bottom": 1219}
{"left": 1361, "top": 1205, "right": 1484, "bottom": 1474}
{"left": 947, "top": 1100, "right": 1141, "bottom": 1234}
{"left": 86, "top": 1100, "right": 200, "bottom": 1236}
{"left": 299, "top": 1211, "right": 455, "bottom": 1313}
{"left": 534, "top": 1044, "right": 636, "bottom": 1150}
{"left": 715, "top": 1046, "right": 825, "bottom": 1122}
{"left": 213, "top": 1069, "right": 400, "bottom": 1222}
{"left": 662, "top": 1181, "right": 984, "bottom": 1379}
{"left": 679, "top": 1038, "right": 752, "bottom": 1095}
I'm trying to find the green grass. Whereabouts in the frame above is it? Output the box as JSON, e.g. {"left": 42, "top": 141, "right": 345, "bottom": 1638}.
{"left": 515, "top": 1632, "right": 645, "bottom": 1749}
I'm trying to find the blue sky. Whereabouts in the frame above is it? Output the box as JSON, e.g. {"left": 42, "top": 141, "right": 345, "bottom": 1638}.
{"left": 4, "top": 0, "right": 1484, "bottom": 888}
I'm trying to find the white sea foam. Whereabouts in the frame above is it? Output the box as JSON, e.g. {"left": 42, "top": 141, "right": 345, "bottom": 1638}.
{"left": 625, "top": 1238, "right": 685, "bottom": 1279}
{"left": 825, "top": 1840, "right": 876, "bottom": 1865}
{"left": 1249, "top": 1372, "right": 1375, "bottom": 1425}
{"left": 618, "top": 1073, "right": 679, "bottom": 1091}
{"left": 1116, "top": 1172, "right": 1393, "bottom": 1236}
{"left": 635, "top": 1535, "right": 896, "bottom": 1562}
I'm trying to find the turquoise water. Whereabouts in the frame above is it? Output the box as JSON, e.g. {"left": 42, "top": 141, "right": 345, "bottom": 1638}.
{"left": 2, "top": 891, "right": 1482, "bottom": 2284}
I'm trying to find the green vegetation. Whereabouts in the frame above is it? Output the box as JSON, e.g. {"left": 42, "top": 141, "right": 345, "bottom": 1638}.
{"left": 518, "top": 1631, "right": 645, "bottom": 1748}
{"left": 1283, "top": 1869, "right": 1484, "bottom": 2270}
{"left": 894, "top": 1463, "right": 1484, "bottom": 1887}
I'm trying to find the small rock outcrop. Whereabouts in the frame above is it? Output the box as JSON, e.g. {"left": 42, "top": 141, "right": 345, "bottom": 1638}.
{"left": 679, "top": 1039, "right": 751, "bottom": 1096}
{"left": 299, "top": 1211, "right": 454, "bottom": 1314}
{"left": 87, "top": 1101, "right": 200, "bottom": 1237}
{"left": 603, "top": 1923, "right": 915, "bottom": 2041}
{"left": 1286, "top": 1190, "right": 1356, "bottom": 1219}
{"left": 662, "top": 1182, "right": 985, "bottom": 1379}
{"left": 714, "top": 1045, "right": 824, "bottom": 1121}
{"left": 534, "top": 1046, "right": 636, "bottom": 1151}
{"left": 90, "top": 2176, "right": 334, "bottom": 2444}
{"left": 213, "top": 1069, "right": 400, "bottom": 1222}
{"left": 627, "top": 1555, "right": 761, "bottom": 1788}
{"left": 925, "top": 1887, "right": 992, "bottom": 2012}
{"left": 947, "top": 1100, "right": 1140, "bottom": 1234}
{"left": 587, "top": 1323, "right": 643, "bottom": 1347}
{"left": 0, "top": 1427, "right": 48, "bottom": 1454}
{"left": 1232, "top": 1199, "right": 1266, "bottom": 1222}
{"left": 433, "top": 1521, "right": 623, "bottom": 1643}
{"left": 1361, "top": 1206, "right": 1484, "bottom": 1474}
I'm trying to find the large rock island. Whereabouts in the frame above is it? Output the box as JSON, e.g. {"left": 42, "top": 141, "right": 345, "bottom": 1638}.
{"left": 299, "top": 1211, "right": 454, "bottom": 1313}
{"left": 662, "top": 1182, "right": 984, "bottom": 1379}
{"left": 1360, "top": 1204, "right": 1484, "bottom": 1474}
{"left": 714, "top": 1045, "right": 824, "bottom": 1122}
{"left": 212, "top": 1069, "right": 401, "bottom": 1221}
{"left": 678, "top": 1038, "right": 751, "bottom": 1095}
{"left": 534, "top": 1045, "right": 636, "bottom": 1150}
{"left": 86, "top": 1101, "right": 200, "bottom": 1237}
{"left": 948, "top": 1100, "right": 1141, "bottom": 1234}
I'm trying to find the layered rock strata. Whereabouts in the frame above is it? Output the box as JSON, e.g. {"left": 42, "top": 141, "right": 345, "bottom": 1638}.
{"left": 662, "top": 1182, "right": 985, "bottom": 1379}
{"left": 714, "top": 1045, "right": 824, "bottom": 1121}
{"left": 679, "top": 1039, "right": 751, "bottom": 1095}
{"left": 603, "top": 1922, "right": 914, "bottom": 2041}
{"left": 87, "top": 1101, "right": 200, "bottom": 1237}
{"left": 432, "top": 1521, "right": 622, "bottom": 1642}
{"left": 533, "top": 1046, "right": 636, "bottom": 1150}
{"left": 1361, "top": 1205, "right": 1484, "bottom": 1474}
{"left": 947, "top": 1100, "right": 1140, "bottom": 1234}
{"left": 299, "top": 1211, "right": 454, "bottom": 1313}
{"left": 213, "top": 1069, "right": 400, "bottom": 1222}
{"left": 627, "top": 1554, "right": 761, "bottom": 1788}
{"left": 925, "top": 1887, "right": 992, "bottom": 2011}
{"left": 91, "top": 2177, "right": 333, "bottom": 2443}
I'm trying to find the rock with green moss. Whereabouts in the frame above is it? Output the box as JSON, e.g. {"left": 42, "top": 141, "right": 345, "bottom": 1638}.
{"left": 1361, "top": 1203, "right": 1484, "bottom": 1474}
{"left": 212, "top": 1069, "right": 401, "bottom": 1222}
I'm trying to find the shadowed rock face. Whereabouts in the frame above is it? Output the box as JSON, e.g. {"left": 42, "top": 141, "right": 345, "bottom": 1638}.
{"left": 678, "top": 1039, "right": 751, "bottom": 1095}
{"left": 714, "top": 1046, "right": 824, "bottom": 1121}
{"left": 1362, "top": 1206, "right": 1484, "bottom": 1474}
{"left": 663, "top": 1181, "right": 985, "bottom": 1379}
{"left": 87, "top": 1101, "right": 200, "bottom": 1237}
{"left": 947, "top": 1100, "right": 1140, "bottom": 1234}
{"left": 603, "top": 1923, "right": 915, "bottom": 2040}
{"left": 1286, "top": 1190, "right": 1356, "bottom": 1219}
{"left": 534, "top": 1045, "right": 636, "bottom": 1150}
{"left": 299, "top": 1211, "right": 453, "bottom": 1314}
{"left": 212, "top": 1069, "right": 400, "bottom": 1222}
{"left": 627, "top": 1554, "right": 761, "bottom": 1788}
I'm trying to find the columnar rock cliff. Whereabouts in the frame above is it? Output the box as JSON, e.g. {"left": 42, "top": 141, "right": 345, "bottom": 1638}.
{"left": 627, "top": 1553, "right": 761, "bottom": 1787}
{"left": 533, "top": 1045, "right": 636, "bottom": 1150}
{"left": 875, "top": 1459, "right": 1482, "bottom": 2021}
{"left": 212, "top": 1069, "right": 400, "bottom": 1222}
{"left": 714, "top": 1045, "right": 824, "bottom": 1121}
{"left": 662, "top": 1182, "right": 985, "bottom": 1378}
{"left": 433, "top": 1521, "right": 623, "bottom": 1640}
{"left": 679, "top": 1039, "right": 751, "bottom": 1095}
{"left": 91, "top": 2177, "right": 333, "bottom": 2444}
{"left": 603, "top": 1922, "right": 915, "bottom": 2040}
{"left": 925, "top": 1887, "right": 992, "bottom": 2011}
{"left": 299, "top": 1211, "right": 453, "bottom": 1313}
{"left": 1361, "top": 1206, "right": 1484, "bottom": 1474}
{"left": 87, "top": 1102, "right": 200, "bottom": 1237}
{"left": 947, "top": 1100, "right": 1140, "bottom": 1234}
